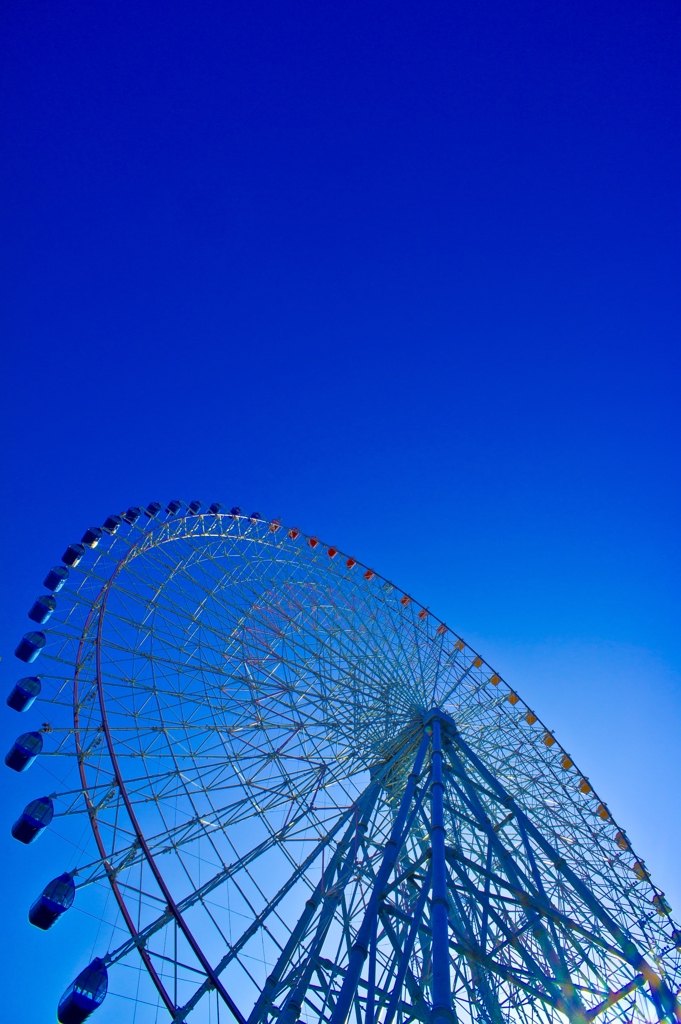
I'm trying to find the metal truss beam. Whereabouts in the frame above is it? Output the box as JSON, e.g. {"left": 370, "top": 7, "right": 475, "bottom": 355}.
{"left": 447, "top": 727, "right": 680, "bottom": 1023}
{"left": 329, "top": 731, "right": 431, "bottom": 1024}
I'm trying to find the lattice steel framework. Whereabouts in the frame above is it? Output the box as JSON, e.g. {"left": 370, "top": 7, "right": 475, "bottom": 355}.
{"left": 6, "top": 503, "right": 681, "bottom": 1024}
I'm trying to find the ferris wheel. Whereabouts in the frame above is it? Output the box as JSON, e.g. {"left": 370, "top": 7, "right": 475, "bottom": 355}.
{"left": 5, "top": 501, "right": 681, "bottom": 1024}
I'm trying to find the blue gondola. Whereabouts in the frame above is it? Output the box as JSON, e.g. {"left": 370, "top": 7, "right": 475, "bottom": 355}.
{"left": 250, "top": 511, "right": 261, "bottom": 521}
{"left": 188, "top": 500, "right": 201, "bottom": 514}
{"left": 102, "top": 515, "right": 122, "bottom": 534}
{"left": 230, "top": 506, "right": 241, "bottom": 517}
{"left": 62, "top": 543, "right": 85, "bottom": 567}
{"left": 57, "top": 957, "right": 108, "bottom": 1024}
{"left": 7, "top": 676, "right": 41, "bottom": 712}
{"left": 122, "top": 506, "right": 141, "bottom": 524}
{"left": 166, "top": 499, "right": 182, "bottom": 515}
{"left": 81, "top": 527, "right": 102, "bottom": 548}
{"left": 15, "top": 630, "right": 46, "bottom": 663}
{"left": 208, "top": 502, "right": 222, "bottom": 514}
{"left": 28, "top": 595, "right": 56, "bottom": 625}
{"left": 11, "top": 795, "right": 53, "bottom": 843}
{"left": 29, "top": 872, "right": 76, "bottom": 929}
{"left": 145, "top": 501, "right": 162, "bottom": 518}
{"left": 44, "top": 565, "right": 69, "bottom": 592}
{"left": 5, "top": 730, "right": 43, "bottom": 771}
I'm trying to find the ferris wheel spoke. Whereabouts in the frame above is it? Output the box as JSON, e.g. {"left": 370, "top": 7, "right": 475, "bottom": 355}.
{"left": 435, "top": 656, "right": 482, "bottom": 710}
{"left": 314, "top": 589, "right": 416, "bottom": 696}
{"left": 107, "top": 804, "right": 313, "bottom": 970}
{"left": 143, "top": 729, "right": 311, "bottom": 939}
{"left": 173, "top": 781, "right": 380, "bottom": 1023}
{"left": 226, "top": 623, "right": 393, "bottom": 718}
{"left": 171, "top": 552, "right": 418, "bottom": 704}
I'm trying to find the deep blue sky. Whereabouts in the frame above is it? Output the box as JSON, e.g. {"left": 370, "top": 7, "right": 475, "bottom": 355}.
{"left": 1, "top": 0, "right": 680, "bottom": 1018}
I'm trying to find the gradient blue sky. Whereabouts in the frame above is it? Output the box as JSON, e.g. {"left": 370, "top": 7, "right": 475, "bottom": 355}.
{"left": 1, "top": 0, "right": 680, "bottom": 1018}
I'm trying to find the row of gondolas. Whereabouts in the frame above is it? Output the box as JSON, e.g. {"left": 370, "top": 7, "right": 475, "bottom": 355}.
{"left": 6, "top": 501, "right": 237, "bottom": 1022}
